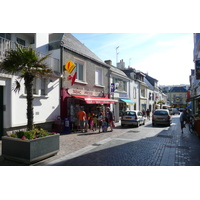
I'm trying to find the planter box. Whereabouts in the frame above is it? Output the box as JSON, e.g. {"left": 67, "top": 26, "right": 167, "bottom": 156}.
{"left": 2, "top": 134, "right": 60, "bottom": 164}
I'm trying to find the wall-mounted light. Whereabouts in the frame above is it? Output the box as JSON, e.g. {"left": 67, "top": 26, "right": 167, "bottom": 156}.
{"left": 115, "top": 83, "right": 119, "bottom": 89}
{"left": 101, "top": 90, "right": 104, "bottom": 97}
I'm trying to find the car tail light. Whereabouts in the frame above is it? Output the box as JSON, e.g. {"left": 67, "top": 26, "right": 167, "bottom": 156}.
{"left": 135, "top": 116, "right": 137, "bottom": 120}
{"left": 168, "top": 115, "right": 171, "bottom": 120}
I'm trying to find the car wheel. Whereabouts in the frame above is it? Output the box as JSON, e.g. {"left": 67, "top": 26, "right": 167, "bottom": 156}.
{"left": 143, "top": 120, "right": 145, "bottom": 125}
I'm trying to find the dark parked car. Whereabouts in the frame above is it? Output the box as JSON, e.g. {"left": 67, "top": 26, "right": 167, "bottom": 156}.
{"left": 121, "top": 110, "right": 145, "bottom": 127}
{"left": 178, "top": 108, "right": 185, "bottom": 112}
{"left": 152, "top": 109, "right": 172, "bottom": 126}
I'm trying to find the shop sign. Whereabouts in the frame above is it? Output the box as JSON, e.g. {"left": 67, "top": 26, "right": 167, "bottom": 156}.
{"left": 110, "top": 83, "right": 115, "bottom": 95}
{"left": 119, "top": 93, "right": 128, "bottom": 98}
{"left": 195, "top": 60, "right": 200, "bottom": 80}
{"left": 68, "top": 88, "right": 101, "bottom": 96}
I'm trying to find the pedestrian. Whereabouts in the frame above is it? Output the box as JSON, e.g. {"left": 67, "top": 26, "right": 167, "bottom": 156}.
{"left": 180, "top": 109, "right": 188, "bottom": 134}
{"left": 84, "top": 112, "right": 89, "bottom": 132}
{"left": 142, "top": 110, "right": 146, "bottom": 117}
{"left": 93, "top": 115, "right": 98, "bottom": 131}
{"left": 77, "top": 107, "right": 86, "bottom": 133}
{"left": 146, "top": 109, "right": 150, "bottom": 120}
{"left": 106, "top": 107, "right": 114, "bottom": 132}
{"left": 98, "top": 110, "right": 103, "bottom": 133}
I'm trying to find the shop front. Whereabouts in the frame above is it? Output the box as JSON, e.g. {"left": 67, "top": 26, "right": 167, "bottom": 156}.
{"left": 119, "top": 98, "right": 134, "bottom": 115}
{"left": 186, "top": 94, "right": 200, "bottom": 136}
{"left": 60, "top": 88, "right": 116, "bottom": 132}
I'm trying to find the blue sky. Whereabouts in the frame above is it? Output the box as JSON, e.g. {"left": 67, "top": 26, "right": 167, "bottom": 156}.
{"left": 71, "top": 33, "right": 193, "bottom": 86}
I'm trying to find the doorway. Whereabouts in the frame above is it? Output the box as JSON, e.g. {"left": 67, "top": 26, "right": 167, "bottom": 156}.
{"left": 0, "top": 86, "right": 3, "bottom": 139}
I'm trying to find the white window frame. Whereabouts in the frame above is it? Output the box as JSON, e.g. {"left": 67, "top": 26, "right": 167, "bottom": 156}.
{"left": 74, "top": 58, "right": 86, "bottom": 83}
{"left": 95, "top": 67, "right": 103, "bottom": 86}
{"left": 41, "top": 78, "right": 47, "bottom": 96}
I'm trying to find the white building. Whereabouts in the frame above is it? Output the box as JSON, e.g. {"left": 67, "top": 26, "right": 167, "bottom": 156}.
{"left": 0, "top": 33, "right": 60, "bottom": 137}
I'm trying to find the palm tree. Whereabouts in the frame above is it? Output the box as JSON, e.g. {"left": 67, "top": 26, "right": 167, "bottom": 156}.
{"left": 0, "top": 43, "right": 52, "bottom": 130}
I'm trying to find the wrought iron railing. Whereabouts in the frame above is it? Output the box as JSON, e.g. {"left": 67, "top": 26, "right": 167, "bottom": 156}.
{"left": 0, "top": 36, "right": 60, "bottom": 73}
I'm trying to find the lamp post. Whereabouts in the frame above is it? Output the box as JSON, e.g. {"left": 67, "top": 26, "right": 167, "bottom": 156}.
{"left": 129, "top": 58, "right": 132, "bottom": 67}
{"left": 116, "top": 46, "right": 119, "bottom": 66}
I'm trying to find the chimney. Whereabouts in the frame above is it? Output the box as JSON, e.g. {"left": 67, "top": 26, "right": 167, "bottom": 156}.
{"left": 117, "top": 59, "right": 125, "bottom": 69}
{"left": 104, "top": 60, "right": 112, "bottom": 65}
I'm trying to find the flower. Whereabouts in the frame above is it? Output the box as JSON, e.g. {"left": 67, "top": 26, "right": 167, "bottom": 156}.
{"left": 22, "top": 136, "right": 26, "bottom": 140}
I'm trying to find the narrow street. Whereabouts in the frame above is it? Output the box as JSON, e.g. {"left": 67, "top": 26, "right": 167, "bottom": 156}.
{"left": 1, "top": 115, "right": 200, "bottom": 166}
{"left": 40, "top": 115, "right": 200, "bottom": 166}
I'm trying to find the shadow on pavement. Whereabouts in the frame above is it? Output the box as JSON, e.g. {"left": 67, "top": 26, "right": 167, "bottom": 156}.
{"left": 48, "top": 127, "right": 200, "bottom": 166}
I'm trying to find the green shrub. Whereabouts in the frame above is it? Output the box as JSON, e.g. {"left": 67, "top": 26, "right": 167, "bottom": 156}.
{"left": 9, "top": 127, "right": 57, "bottom": 140}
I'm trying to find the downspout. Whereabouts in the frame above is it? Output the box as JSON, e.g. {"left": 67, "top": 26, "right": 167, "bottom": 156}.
{"left": 138, "top": 82, "right": 141, "bottom": 111}
{"left": 60, "top": 45, "right": 63, "bottom": 119}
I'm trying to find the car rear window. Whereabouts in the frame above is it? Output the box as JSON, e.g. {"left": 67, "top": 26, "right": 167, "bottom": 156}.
{"left": 123, "top": 111, "right": 136, "bottom": 116}
{"left": 154, "top": 111, "right": 168, "bottom": 115}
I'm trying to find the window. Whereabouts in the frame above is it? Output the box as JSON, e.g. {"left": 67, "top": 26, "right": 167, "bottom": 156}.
{"left": 0, "top": 33, "right": 11, "bottom": 40}
{"left": 113, "top": 78, "right": 127, "bottom": 92}
{"left": 133, "top": 87, "right": 137, "bottom": 99}
{"left": 75, "top": 60, "right": 84, "bottom": 81}
{"left": 33, "top": 78, "right": 37, "bottom": 95}
{"left": 24, "top": 78, "right": 37, "bottom": 95}
{"left": 141, "top": 88, "right": 145, "bottom": 97}
{"left": 41, "top": 78, "right": 47, "bottom": 95}
{"left": 149, "top": 92, "right": 151, "bottom": 100}
{"left": 17, "top": 37, "right": 25, "bottom": 46}
{"left": 95, "top": 67, "right": 103, "bottom": 85}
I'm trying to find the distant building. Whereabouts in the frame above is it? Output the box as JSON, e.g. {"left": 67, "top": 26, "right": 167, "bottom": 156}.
{"left": 168, "top": 86, "right": 188, "bottom": 108}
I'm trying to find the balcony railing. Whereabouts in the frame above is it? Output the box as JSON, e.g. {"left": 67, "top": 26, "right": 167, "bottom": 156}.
{"left": 0, "top": 36, "right": 60, "bottom": 73}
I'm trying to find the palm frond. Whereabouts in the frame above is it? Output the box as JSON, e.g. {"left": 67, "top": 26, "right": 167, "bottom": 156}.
{"left": 12, "top": 79, "right": 21, "bottom": 93}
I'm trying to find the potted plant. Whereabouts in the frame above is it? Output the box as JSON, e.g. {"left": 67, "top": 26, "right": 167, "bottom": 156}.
{"left": 0, "top": 43, "right": 60, "bottom": 164}
{"left": 2, "top": 128, "right": 59, "bottom": 164}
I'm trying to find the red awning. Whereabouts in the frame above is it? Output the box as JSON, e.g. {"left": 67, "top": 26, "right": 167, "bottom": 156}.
{"left": 72, "top": 95, "right": 117, "bottom": 104}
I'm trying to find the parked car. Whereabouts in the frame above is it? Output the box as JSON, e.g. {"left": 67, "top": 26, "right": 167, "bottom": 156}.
{"left": 172, "top": 108, "right": 180, "bottom": 115}
{"left": 121, "top": 110, "right": 145, "bottom": 127}
{"left": 178, "top": 108, "right": 185, "bottom": 112}
{"left": 152, "top": 109, "right": 172, "bottom": 126}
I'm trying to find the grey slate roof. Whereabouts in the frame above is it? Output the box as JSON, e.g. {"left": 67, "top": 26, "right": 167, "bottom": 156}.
{"left": 49, "top": 33, "right": 109, "bottom": 67}
{"left": 169, "top": 87, "right": 187, "bottom": 92}
{"left": 144, "top": 77, "right": 154, "bottom": 90}
{"left": 145, "top": 73, "right": 158, "bottom": 86}
{"left": 110, "top": 66, "right": 130, "bottom": 79}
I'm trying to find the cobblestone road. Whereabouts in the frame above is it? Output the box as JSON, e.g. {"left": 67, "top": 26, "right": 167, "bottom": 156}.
{"left": 1, "top": 115, "right": 200, "bottom": 166}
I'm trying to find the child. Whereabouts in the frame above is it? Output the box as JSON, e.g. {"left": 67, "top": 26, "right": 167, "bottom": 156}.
{"left": 102, "top": 117, "right": 108, "bottom": 132}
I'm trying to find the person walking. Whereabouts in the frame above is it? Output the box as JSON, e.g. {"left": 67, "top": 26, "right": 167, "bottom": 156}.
{"left": 77, "top": 107, "right": 86, "bottom": 133}
{"left": 106, "top": 107, "right": 114, "bottom": 132}
{"left": 180, "top": 109, "right": 188, "bottom": 134}
{"left": 146, "top": 109, "right": 150, "bottom": 120}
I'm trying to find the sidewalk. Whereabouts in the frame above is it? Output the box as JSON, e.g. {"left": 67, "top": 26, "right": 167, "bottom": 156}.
{"left": 0, "top": 121, "right": 127, "bottom": 166}
{"left": 1, "top": 118, "right": 200, "bottom": 166}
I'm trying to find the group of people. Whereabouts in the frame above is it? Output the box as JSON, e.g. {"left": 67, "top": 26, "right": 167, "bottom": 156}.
{"left": 77, "top": 107, "right": 114, "bottom": 133}
{"left": 142, "top": 109, "right": 151, "bottom": 120}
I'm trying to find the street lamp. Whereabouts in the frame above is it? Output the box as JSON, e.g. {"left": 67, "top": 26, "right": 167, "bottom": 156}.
{"left": 116, "top": 46, "right": 119, "bottom": 66}
{"left": 129, "top": 58, "right": 132, "bottom": 67}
